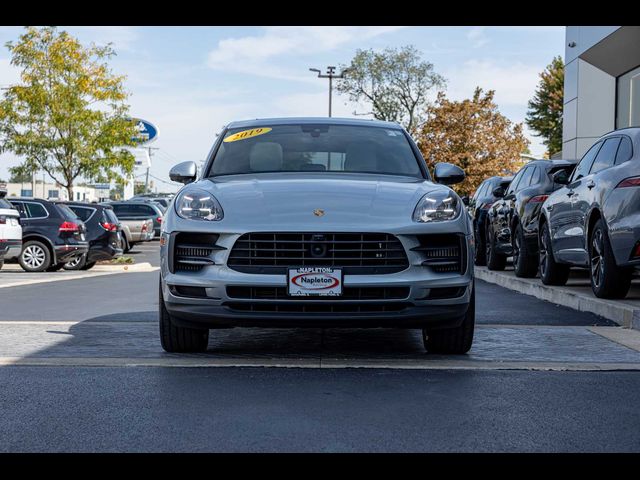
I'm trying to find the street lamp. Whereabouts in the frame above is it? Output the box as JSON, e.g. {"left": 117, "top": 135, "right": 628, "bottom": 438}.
{"left": 309, "top": 66, "right": 350, "bottom": 117}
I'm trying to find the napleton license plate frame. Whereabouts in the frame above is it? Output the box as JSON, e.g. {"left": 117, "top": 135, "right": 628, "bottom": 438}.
{"left": 287, "top": 267, "right": 343, "bottom": 297}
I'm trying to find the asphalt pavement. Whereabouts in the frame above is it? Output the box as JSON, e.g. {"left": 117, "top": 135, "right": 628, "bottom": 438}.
{"left": 1, "top": 239, "right": 639, "bottom": 452}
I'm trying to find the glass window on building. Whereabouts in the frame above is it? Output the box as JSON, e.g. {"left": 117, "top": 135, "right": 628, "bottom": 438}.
{"left": 48, "top": 190, "right": 59, "bottom": 198}
{"left": 617, "top": 65, "right": 640, "bottom": 128}
{"left": 20, "top": 189, "right": 33, "bottom": 197}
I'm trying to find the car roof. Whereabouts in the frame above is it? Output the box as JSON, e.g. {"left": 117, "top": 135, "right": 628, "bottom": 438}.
{"left": 524, "top": 159, "right": 577, "bottom": 168}
{"left": 8, "top": 197, "right": 51, "bottom": 204}
{"left": 57, "top": 201, "right": 111, "bottom": 210}
{"left": 226, "top": 117, "right": 404, "bottom": 130}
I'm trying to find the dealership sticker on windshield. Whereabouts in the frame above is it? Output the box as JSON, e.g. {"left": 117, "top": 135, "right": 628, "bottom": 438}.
{"left": 223, "top": 127, "right": 272, "bottom": 143}
{"left": 288, "top": 267, "right": 342, "bottom": 296}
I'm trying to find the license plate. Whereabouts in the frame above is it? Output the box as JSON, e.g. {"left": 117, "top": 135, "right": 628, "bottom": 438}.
{"left": 288, "top": 267, "right": 342, "bottom": 296}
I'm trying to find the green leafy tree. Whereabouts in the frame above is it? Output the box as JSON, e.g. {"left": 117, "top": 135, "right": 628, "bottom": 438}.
{"left": 526, "top": 56, "right": 564, "bottom": 156}
{"left": 0, "top": 26, "right": 137, "bottom": 199}
{"left": 336, "top": 45, "right": 445, "bottom": 135}
{"left": 8, "top": 164, "right": 35, "bottom": 183}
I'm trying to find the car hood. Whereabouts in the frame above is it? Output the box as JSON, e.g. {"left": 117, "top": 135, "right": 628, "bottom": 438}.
{"left": 178, "top": 173, "right": 455, "bottom": 230}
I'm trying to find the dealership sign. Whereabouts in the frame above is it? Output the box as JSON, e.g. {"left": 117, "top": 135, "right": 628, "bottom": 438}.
{"left": 131, "top": 118, "right": 158, "bottom": 145}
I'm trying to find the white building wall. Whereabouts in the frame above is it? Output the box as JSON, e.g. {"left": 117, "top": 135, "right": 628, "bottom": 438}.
{"left": 562, "top": 26, "right": 620, "bottom": 160}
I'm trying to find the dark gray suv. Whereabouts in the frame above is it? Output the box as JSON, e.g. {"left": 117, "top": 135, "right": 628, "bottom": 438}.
{"left": 539, "top": 128, "right": 640, "bottom": 298}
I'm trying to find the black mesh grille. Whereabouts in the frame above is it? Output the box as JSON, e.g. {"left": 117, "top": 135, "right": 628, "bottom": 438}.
{"left": 224, "top": 302, "right": 410, "bottom": 314}
{"left": 227, "top": 232, "right": 409, "bottom": 275}
{"left": 412, "top": 234, "right": 466, "bottom": 274}
{"left": 172, "top": 233, "right": 220, "bottom": 273}
{"left": 226, "top": 286, "right": 410, "bottom": 301}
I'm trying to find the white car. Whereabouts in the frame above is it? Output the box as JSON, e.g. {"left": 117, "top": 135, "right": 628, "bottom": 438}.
{"left": 0, "top": 195, "right": 22, "bottom": 269}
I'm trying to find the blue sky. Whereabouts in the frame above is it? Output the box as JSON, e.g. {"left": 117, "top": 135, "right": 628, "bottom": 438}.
{"left": 0, "top": 26, "right": 565, "bottom": 192}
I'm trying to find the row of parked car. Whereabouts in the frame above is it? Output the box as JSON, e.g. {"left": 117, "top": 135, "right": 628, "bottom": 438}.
{"left": 0, "top": 189, "right": 173, "bottom": 272}
{"left": 468, "top": 126, "right": 640, "bottom": 300}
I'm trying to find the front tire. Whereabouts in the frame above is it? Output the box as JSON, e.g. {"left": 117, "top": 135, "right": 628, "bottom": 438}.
{"left": 485, "top": 223, "right": 506, "bottom": 271}
{"left": 63, "top": 254, "right": 87, "bottom": 271}
{"left": 589, "top": 219, "right": 632, "bottom": 299}
{"left": 513, "top": 223, "right": 538, "bottom": 278}
{"left": 423, "top": 285, "right": 475, "bottom": 354}
{"left": 539, "top": 222, "right": 570, "bottom": 286}
{"left": 19, "top": 240, "right": 51, "bottom": 272}
{"left": 159, "top": 279, "right": 209, "bottom": 353}
{"left": 474, "top": 220, "right": 487, "bottom": 266}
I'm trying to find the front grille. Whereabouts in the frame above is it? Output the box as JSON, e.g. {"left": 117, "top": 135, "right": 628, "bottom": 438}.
{"left": 412, "top": 234, "right": 466, "bottom": 274}
{"left": 227, "top": 232, "right": 409, "bottom": 275}
{"left": 171, "top": 233, "right": 222, "bottom": 273}
{"left": 224, "top": 302, "right": 410, "bottom": 314}
{"left": 226, "top": 286, "right": 410, "bottom": 301}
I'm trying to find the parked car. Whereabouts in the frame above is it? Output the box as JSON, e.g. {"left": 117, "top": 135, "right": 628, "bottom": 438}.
{"left": 468, "top": 175, "right": 512, "bottom": 266}
{"left": 108, "top": 214, "right": 154, "bottom": 252}
{"left": 109, "top": 200, "right": 164, "bottom": 237}
{"left": 159, "top": 117, "right": 475, "bottom": 354}
{"left": 539, "top": 128, "right": 640, "bottom": 298}
{"left": 58, "top": 202, "right": 123, "bottom": 270}
{"left": 7, "top": 198, "right": 88, "bottom": 272}
{"left": 0, "top": 188, "right": 22, "bottom": 270}
{"left": 130, "top": 195, "right": 173, "bottom": 210}
{"left": 485, "top": 159, "right": 577, "bottom": 277}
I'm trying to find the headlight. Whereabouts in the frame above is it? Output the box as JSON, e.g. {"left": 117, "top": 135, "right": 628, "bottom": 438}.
{"left": 413, "top": 190, "right": 460, "bottom": 223}
{"left": 175, "top": 188, "right": 224, "bottom": 221}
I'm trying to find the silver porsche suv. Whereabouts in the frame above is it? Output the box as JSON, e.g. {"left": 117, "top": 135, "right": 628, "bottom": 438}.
{"left": 159, "top": 118, "right": 475, "bottom": 353}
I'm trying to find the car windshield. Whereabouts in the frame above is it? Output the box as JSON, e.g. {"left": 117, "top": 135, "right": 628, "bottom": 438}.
{"left": 207, "top": 124, "right": 424, "bottom": 178}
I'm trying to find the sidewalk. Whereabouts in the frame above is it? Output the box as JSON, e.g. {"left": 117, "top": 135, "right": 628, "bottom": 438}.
{"left": 475, "top": 266, "right": 640, "bottom": 329}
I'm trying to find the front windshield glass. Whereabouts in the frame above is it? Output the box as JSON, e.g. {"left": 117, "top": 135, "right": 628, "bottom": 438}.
{"left": 208, "top": 124, "right": 424, "bottom": 178}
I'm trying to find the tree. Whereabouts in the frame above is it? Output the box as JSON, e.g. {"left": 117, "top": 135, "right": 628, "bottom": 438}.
{"left": 336, "top": 45, "right": 445, "bottom": 135}
{"left": 526, "top": 56, "right": 564, "bottom": 157}
{"left": 0, "top": 26, "right": 137, "bottom": 199}
{"left": 8, "top": 164, "right": 35, "bottom": 183}
{"left": 416, "top": 88, "right": 529, "bottom": 196}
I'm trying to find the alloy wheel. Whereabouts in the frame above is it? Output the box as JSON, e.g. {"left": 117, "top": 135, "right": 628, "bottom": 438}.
{"left": 66, "top": 256, "right": 83, "bottom": 268}
{"left": 539, "top": 228, "right": 548, "bottom": 277}
{"left": 591, "top": 229, "right": 604, "bottom": 289}
{"left": 22, "top": 245, "right": 46, "bottom": 269}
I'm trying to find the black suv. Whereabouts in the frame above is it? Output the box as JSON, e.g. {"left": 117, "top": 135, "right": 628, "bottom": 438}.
{"left": 8, "top": 198, "right": 89, "bottom": 272}
{"left": 485, "top": 160, "right": 576, "bottom": 277}
{"left": 59, "top": 202, "right": 123, "bottom": 270}
{"left": 110, "top": 200, "right": 164, "bottom": 237}
{"left": 468, "top": 175, "right": 513, "bottom": 266}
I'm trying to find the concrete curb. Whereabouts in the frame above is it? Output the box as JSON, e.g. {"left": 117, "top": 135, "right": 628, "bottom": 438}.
{"left": 475, "top": 267, "right": 639, "bottom": 328}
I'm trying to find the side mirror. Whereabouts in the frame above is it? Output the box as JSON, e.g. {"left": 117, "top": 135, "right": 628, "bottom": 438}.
{"left": 461, "top": 195, "right": 470, "bottom": 206}
{"left": 552, "top": 169, "right": 570, "bottom": 185}
{"left": 169, "top": 161, "right": 197, "bottom": 184}
{"left": 433, "top": 162, "right": 465, "bottom": 185}
{"left": 492, "top": 186, "right": 505, "bottom": 198}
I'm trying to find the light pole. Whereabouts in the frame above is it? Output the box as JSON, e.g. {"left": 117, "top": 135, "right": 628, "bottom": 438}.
{"left": 309, "top": 66, "right": 350, "bottom": 117}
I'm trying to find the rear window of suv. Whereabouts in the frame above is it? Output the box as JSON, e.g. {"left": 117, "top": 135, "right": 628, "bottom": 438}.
{"left": 56, "top": 203, "right": 80, "bottom": 221}
{"left": 0, "top": 198, "right": 14, "bottom": 209}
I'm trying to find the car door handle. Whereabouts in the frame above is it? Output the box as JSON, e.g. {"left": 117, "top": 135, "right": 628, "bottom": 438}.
{"left": 586, "top": 180, "right": 595, "bottom": 189}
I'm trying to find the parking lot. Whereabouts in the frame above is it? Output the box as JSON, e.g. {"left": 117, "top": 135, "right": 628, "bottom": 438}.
{"left": 2, "top": 240, "right": 640, "bottom": 451}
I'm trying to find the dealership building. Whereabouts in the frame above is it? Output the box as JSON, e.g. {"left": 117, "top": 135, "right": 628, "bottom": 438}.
{"left": 563, "top": 26, "right": 640, "bottom": 160}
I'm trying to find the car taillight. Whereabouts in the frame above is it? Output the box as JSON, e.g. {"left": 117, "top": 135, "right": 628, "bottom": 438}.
{"left": 59, "top": 221, "right": 80, "bottom": 232}
{"left": 100, "top": 222, "right": 118, "bottom": 232}
{"left": 616, "top": 176, "right": 640, "bottom": 188}
{"left": 633, "top": 243, "right": 640, "bottom": 258}
{"left": 529, "top": 195, "right": 549, "bottom": 203}
{"left": 157, "top": 216, "right": 162, "bottom": 223}
{"left": 141, "top": 223, "right": 148, "bottom": 232}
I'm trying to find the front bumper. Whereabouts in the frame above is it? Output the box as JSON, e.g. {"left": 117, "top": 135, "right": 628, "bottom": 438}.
{"left": 160, "top": 230, "right": 474, "bottom": 329}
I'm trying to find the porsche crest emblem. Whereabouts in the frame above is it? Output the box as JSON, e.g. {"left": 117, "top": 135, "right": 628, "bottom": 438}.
{"left": 313, "top": 209, "right": 325, "bottom": 217}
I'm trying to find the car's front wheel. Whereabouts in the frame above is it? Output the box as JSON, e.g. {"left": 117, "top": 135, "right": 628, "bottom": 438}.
{"left": 63, "top": 254, "right": 87, "bottom": 271}
{"left": 19, "top": 240, "right": 51, "bottom": 272}
{"left": 485, "top": 223, "right": 506, "bottom": 271}
{"left": 589, "top": 219, "right": 632, "bottom": 299}
{"left": 513, "top": 223, "right": 538, "bottom": 278}
{"left": 159, "top": 279, "right": 209, "bottom": 353}
{"left": 422, "top": 285, "right": 475, "bottom": 354}
{"left": 539, "top": 222, "right": 570, "bottom": 286}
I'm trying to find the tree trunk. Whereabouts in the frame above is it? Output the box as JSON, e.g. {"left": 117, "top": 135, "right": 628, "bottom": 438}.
{"left": 66, "top": 185, "right": 74, "bottom": 202}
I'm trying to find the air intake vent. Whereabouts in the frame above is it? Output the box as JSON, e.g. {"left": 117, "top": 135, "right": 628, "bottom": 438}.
{"left": 226, "top": 286, "right": 410, "bottom": 301}
{"left": 412, "top": 234, "right": 466, "bottom": 274}
{"left": 227, "top": 232, "right": 409, "bottom": 275}
{"left": 171, "top": 233, "right": 223, "bottom": 273}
